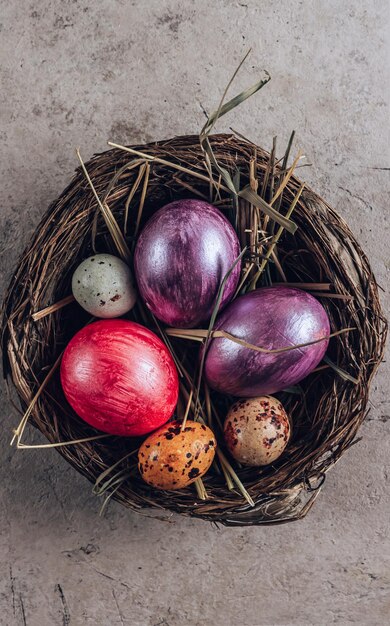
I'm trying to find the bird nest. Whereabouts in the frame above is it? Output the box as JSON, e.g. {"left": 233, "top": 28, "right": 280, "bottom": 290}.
{"left": 1, "top": 133, "right": 387, "bottom": 526}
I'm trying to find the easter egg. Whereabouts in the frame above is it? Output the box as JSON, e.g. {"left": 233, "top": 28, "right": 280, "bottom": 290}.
{"left": 204, "top": 286, "right": 330, "bottom": 396}
{"left": 138, "top": 420, "right": 216, "bottom": 490}
{"left": 224, "top": 396, "right": 291, "bottom": 466}
{"left": 134, "top": 199, "right": 241, "bottom": 328}
{"left": 72, "top": 253, "right": 136, "bottom": 318}
{"left": 60, "top": 319, "right": 179, "bottom": 436}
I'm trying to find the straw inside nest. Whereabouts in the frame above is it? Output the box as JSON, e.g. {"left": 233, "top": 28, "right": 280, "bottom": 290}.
{"left": 1, "top": 130, "right": 387, "bottom": 526}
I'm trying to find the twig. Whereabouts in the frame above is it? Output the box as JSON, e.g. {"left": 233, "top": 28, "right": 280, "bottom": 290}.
{"left": 166, "top": 326, "right": 355, "bottom": 354}
{"left": 76, "top": 148, "right": 131, "bottom": 263}
{"left": 32, "top": 295, "right": 75, "bottom": 322}
{"left": 180, "top": 389, "right": 194, "bottom": 431}
{"left": 250, "top": 182, "right": 305, "bottom": 288}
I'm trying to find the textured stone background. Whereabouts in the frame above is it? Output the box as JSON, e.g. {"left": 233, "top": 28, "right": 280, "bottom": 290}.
{"left": 0, "top": 1, "right": 389, "bottom": 625}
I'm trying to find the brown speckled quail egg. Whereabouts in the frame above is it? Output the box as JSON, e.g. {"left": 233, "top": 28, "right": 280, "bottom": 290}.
{"left": 72, "top": 254, "right": 136, "bottom": 318}
{"left": 224, "top": 396, "right": 291, "bottom": 466}
{"left": 138, "top": 420, "right": 217, "bottom": 490}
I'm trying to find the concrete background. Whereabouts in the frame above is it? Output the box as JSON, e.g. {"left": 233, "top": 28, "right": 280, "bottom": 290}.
{"left": 0, "top": 1, "right": 389, "bottom": 625}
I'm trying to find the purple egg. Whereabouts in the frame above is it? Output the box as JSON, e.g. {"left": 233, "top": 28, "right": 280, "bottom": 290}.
{"left": 134, "top": 199, "right": 241, "bottom": 328}
{"left": 204, "top": 286, "right": 330, "bottom": 396}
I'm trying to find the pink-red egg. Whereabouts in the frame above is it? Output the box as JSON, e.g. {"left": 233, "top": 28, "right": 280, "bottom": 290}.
{"left": 60, "top": 319, "right": 179, "bottom": 436}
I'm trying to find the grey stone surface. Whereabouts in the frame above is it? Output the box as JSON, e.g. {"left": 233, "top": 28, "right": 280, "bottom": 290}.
{"left": 0, "top": 1, "right": 389, "bottom": 625}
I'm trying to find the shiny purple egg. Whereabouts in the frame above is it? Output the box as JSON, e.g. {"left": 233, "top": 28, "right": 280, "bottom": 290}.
{"left": 204, "top": 286, "right": 330, "bottom": 396}
{"left": 134, "top": 199, "right": 241, "bottom": 328}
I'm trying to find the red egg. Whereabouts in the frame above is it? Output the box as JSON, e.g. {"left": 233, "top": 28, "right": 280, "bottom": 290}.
{"left": 60, "top": 319, "right": 179, "bottom": 436}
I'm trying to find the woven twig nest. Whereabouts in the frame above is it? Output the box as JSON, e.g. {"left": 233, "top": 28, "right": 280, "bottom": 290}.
{"left": 1, "top": 134, "right": 387, "bottom": 526}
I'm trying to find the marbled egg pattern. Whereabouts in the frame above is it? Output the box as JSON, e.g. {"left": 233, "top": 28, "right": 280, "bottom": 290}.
{"left": 138, "top": 420, "right": 216, "bottom": 490}
{"left": 134, "top": 199, "right": 241, "bottom": 328}
{"left": 72, "top": 253, "right": 136, "bottom": 318}
{"left": 224, "top": 396, "right": 291, "bottom": 466}
{"left": 204, "top": 286, "right": 330, "bottom": 396}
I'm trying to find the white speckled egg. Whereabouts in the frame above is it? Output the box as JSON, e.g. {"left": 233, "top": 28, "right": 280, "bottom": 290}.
{"left": 224, "top": 396, "right": 291, "bottom": 466}
{"left": 72, "top": 254, "right": 136, "bottom": 318}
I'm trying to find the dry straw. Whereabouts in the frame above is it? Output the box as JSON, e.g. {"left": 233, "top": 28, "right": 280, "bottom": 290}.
{"left": 0, "top": 61, "right": 387, "bottom": 525}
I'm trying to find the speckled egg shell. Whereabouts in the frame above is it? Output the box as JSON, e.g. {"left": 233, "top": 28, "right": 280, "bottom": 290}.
{"left": 72, "top": 254, "right": 136, "bottom": 318}
{"left": 224, "top": 396, "right": 291, "bottom": 466}
{"left": 138, "top": 420, "right": 217, "bottom": 490}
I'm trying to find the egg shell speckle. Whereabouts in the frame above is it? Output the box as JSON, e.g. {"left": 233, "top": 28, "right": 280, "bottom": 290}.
{"left": 224, "top": 396, "right": 291, "bottom": 466}
{"left": 72, "top": 253, "right": 136, "bottom": 318}
{"left": 138, "top": 420, "right": 216, "bottom": 490}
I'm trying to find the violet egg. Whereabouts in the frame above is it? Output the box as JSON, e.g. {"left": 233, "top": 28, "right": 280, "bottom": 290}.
{"left": 134, "top": 199, "right": 241, "bottom": 328}
{"left": 204, "top": 286, "right": 330, "bottom": 396}
{"left": 224, "top": 396, "right": 291, "bottom": 466}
